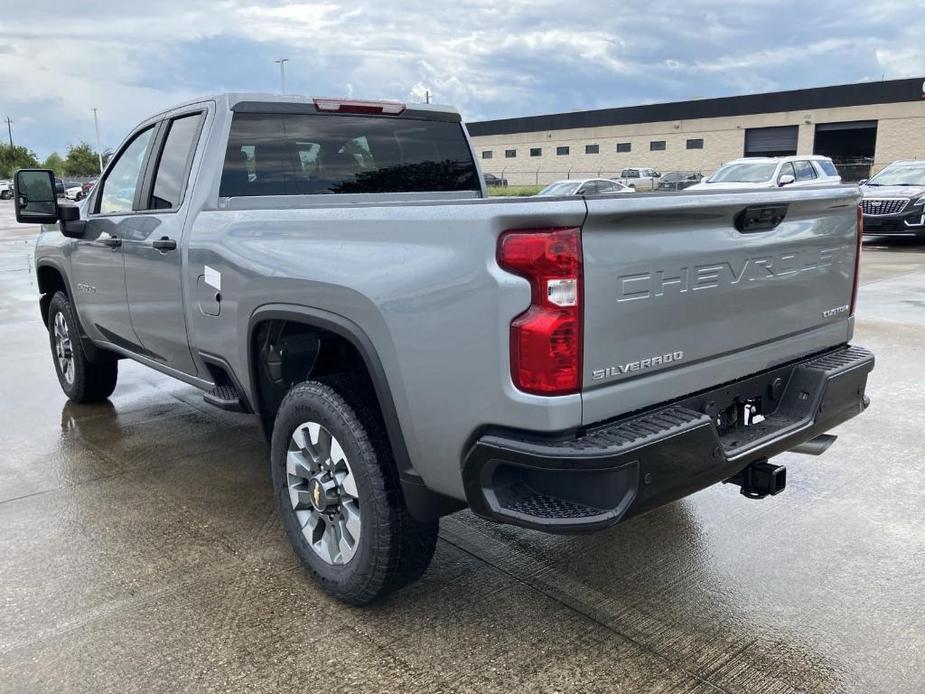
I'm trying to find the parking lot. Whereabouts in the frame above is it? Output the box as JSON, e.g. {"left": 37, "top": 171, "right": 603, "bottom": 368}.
{"left": 0, "top": 198, "right": 922, "bottom": 693}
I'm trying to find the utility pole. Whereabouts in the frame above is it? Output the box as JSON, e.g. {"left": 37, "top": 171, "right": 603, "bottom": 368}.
{"left": 424, "top": 89, "right": 431, "bottom": 104}
{"left": 3, "top": 117, "right": 12, "bottom": 147}
{"left": 91, "top": 108, "right": 103, "bottom": 173}
{"left": 274, "top": 58, "right": 289, "bottom": 94}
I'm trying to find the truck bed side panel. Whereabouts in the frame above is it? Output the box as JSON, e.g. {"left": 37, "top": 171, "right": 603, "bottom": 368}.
{"left": 186, "top": 197, "right": 588, "bottom": 500}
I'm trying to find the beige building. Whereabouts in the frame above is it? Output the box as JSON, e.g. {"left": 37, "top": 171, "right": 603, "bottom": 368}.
{"left": 467, "top": 77, "right": 925, "bottom": 186}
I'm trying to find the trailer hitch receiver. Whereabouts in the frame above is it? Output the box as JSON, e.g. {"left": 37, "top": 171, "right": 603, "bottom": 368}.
{"left": 726, "top": 460, "right": 786, "bottom": 499}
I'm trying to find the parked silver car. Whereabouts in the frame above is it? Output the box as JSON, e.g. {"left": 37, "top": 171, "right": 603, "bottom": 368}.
{"left": 536, "top": 178, "right": 631, "bottom": 196}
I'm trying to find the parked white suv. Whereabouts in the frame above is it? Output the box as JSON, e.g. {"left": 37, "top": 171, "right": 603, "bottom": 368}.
{"left": 689, "top": 156, "right": 841, "bottom": 191}
{"left": 617, "top": 167, "right": 661, "bottom": 191}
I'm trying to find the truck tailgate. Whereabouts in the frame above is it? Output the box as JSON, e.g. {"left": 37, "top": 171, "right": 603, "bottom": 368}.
{"left": 580, "top": 187, "right": 860, "bottom": 425}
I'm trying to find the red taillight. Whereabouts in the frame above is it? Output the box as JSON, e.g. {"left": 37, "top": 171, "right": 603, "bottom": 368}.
{"left": 850, "top": 203, "right": 863, "bottom": 316}
{"left": 312, "top": 97, "right": 406, "bottom": 115}
{"left": 498, "top": 227, "right": 582, "bottom": 395}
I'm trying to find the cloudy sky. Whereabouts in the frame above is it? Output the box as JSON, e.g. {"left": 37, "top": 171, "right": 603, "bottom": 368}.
{"left": 2, "top": 0, "right": 923, "bottom": 159}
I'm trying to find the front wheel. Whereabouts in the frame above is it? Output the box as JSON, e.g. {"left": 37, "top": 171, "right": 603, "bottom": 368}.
{"left": 270, "top": 377, "right": 438, "bottom": 604}
{"left": 47, "top": 292, "right": 118, "bottom": 403}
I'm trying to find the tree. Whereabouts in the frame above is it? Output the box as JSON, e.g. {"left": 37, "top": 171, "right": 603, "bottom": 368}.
{"left": 42, "top": 152, "right": 65, "bottom": 177}
{"left": 0, "top": 144, "right": 40, "bottom": 178}
{"left": 63, "top": 142, "right": 101, "bottom": 177}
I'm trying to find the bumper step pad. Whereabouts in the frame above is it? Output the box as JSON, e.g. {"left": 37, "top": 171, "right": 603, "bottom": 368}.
{"left": 203, "top": 384, "right": 245, "bottom": 412}
{"left": 497, "top": 483, "right": 607, "bottom": 519}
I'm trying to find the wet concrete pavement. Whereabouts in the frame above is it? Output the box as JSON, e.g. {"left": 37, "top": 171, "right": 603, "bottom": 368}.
{"left": 0, "top": 198, "right": 923, "bottom": 693}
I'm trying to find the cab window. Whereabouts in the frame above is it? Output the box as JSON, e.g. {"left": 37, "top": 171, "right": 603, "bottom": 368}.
{"left": 98, "top": 127, "right": 154, "bottom": 215}
{"left": 219, "top": 113, "right": 479, "bottom": 196}
{"left": 149, "top": 113, "right": 204, "bottom": 210}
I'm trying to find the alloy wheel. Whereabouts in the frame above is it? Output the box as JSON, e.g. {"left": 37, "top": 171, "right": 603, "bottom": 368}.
{"left": 53, "top": 311, "right": 75, "bottom": 385}
{"left": 286, "top": 421, "right": 361, "bottom": 565}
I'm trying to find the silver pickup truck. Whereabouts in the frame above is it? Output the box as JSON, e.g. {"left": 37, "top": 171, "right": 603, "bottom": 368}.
{"left": 13, "top": 93, "right": 874, "bottom": 604}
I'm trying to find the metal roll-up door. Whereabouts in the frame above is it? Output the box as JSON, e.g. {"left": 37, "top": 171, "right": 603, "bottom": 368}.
{"left": 744, "top": 126, "right": 799, "bottom": 156}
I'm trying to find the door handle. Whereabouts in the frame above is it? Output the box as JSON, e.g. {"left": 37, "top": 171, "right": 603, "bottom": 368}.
{"left": 152, "top": 236, "right": 177, "bottom": 252}
{"left": 101, "top": 236, "right": 121, "bottom": 248}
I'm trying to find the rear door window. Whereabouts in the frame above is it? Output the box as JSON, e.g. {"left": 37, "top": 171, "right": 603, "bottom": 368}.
{"left": 148, "top": 113, "right": 204, "bottom": 210}
{"left": 794, "top": 160, "right": 817, "bottom": 181}
{"left": 220, "top": 113, "right": 479, "bottom": 196}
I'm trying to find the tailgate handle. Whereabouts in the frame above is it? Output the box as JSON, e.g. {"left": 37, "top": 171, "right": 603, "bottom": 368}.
{"left": 735, "top": 205, "right": 788, "bottom": 233}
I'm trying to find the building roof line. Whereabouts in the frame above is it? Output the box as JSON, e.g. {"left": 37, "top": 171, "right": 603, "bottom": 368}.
{"left": 467, "top": 77, "right": 925, "bottom": 137}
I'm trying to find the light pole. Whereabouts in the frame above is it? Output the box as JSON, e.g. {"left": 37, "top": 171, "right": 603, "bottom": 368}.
{"left": 91, "top": 108, "right": 103, "bottom": 173}
{"left": 274, "top": 58, "right": 289, "bottom": 94}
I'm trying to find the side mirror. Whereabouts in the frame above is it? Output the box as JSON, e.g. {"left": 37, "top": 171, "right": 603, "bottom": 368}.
{"left": 653, "top": 171, "right": 662, "bottom": 178}
{"left": 13, "top": 169, "right": 59, "bottom": 224}
{"left": 858, "top": 179, "right": 868, "bottom": 186}
{"left": 778, "top": 174, "right": 796, "bottom": 187}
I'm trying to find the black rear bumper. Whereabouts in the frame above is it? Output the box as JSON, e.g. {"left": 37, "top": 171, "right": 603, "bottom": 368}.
{"left": 463, "top": 345, "right": 874, "bottom": 532}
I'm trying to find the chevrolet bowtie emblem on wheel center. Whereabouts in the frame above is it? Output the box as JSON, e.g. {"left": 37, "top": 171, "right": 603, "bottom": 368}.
{"left": 310, "top": 478, "right": 323, "bottom": 510}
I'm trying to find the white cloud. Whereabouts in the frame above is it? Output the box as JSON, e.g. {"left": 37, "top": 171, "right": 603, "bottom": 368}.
{"left": 1, "top": 0, "right": 923, "bottom": 158}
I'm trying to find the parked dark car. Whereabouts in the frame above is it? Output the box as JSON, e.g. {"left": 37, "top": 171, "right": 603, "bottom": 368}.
{"left": 483, "top": 173, "right": 508, "bottom": 187}
{"left": 859, "top": 160, "right": 925, "bottom": 236}
{"left": 657, "top": 171, "right": 703, "bottom": 191}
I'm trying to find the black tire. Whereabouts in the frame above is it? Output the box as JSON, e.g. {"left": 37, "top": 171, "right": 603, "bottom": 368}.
{"left": 47, "top": 291, "right": 118, "bottom": 403}
{"left": 270, "top": 376, "right": 438, "bottom": 604}
{"left": 75, "top": 192, "right": 83, "bottom": 201}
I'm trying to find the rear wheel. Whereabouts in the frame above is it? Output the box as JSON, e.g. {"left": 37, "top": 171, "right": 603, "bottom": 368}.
{"left": 270, "top": 377, "right": 438, "bottom": 604}
{"left": 47, "top": 292, "right": 118, "bottom": 403}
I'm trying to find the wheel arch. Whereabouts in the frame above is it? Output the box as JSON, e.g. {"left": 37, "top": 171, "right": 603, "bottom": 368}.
{"left": 36, "top": 260, "right": 117, "bottom": 363}
{"left": 246, "top": 304, "right": 463, "bottom": 522}
{"left": 36, "top": 260, "right": 70, "bottom": 326}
